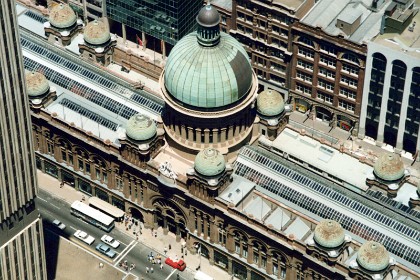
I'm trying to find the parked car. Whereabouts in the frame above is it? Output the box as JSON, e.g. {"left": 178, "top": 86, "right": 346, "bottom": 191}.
{"left": 101, "top": 235, "right": 120, "bottom": 248}
{"left": 52, "top": 219, "right": 66, "bottom": 230}
{"left": 74, "top": 230, "right": 95, "bottom": 245}
{"left": 165, "top": 257, "right": 186, "bottom": 271}
{"left": 95, "top": 243, "right": 117, "bottom": 258}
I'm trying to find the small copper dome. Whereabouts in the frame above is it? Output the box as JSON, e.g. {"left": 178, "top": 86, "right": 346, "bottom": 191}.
{"left": 313, "top": 219, "right": 345, "bottom": 249}
{"left": 49, "top": 3, "right": 77, "bottom": 29}
{"left": 373, "top": 153, "right": 405, "bottom": 181}
{"left": 25, "top": 71, "right": 50, "bottom": 97}
{"left": 357, "top": 241, "right": 390, "bottom": 272}
{"left": 125, "top": 114, "right": 156, "bottom": 141}
{"left": 84, "top": 19, "right": 111, "bottom": 45}
{"left": 257, "top": 89, "right": 285, "bottom": 117}
{"left": 194, "top": 148, "right": 225, "bottom": 177}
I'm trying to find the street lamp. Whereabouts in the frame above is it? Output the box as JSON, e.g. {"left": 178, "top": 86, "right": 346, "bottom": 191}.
{"left": 195, "top": 243, "right": 201, "bottom": 270}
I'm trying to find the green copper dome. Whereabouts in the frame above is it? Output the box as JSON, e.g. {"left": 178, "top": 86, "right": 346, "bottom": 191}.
{"left": 164, "top": 5, "right": 252, "bottom": 109}
{"left": 49, "top": 3, "right": 77, "bottom": 29}
{"left": 84, "top": 19, "right": 111, "bottom": 46}
{"left": 194, "top": 148, "right": 225, "bottom": 177}
{"left": 313, "top": 219, "right": 345, "bottom": 249}
{"left": 25, "top": 71, "right": 50, "bottom": 97}
{"left": 373, "top": 153, "right": 405, "bottom": 181}
{"left": 125, "top": 114, "right": 156, "bottom": 141}
{"left": 357, "top": 241, "right": 389, "bottom": 272}
{"left": 257, "top": 89, "right": 285, "bottom": 117}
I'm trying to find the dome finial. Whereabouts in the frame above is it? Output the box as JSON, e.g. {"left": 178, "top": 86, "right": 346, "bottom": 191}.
{"left": 196, "top": 4, "right": 221, "bottom": 46}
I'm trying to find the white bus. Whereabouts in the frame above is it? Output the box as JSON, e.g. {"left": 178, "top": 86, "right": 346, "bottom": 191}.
{"left": 70, "top": 201, "right": 115, "bottom": 232}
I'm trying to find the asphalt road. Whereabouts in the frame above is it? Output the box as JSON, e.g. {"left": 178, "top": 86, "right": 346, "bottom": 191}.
{"left": 36, "top": 189, "right": 194, "bottom": 280}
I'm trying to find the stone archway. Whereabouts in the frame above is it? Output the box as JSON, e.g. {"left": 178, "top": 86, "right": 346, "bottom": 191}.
{"left": 152, "top": 198, "right": 188, "bottom": 241}
{"left": 129, "top": 207, "right": 144, "bottom": 223}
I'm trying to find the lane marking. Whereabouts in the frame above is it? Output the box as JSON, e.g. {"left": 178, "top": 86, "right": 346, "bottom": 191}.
{"left": 114, "top": 240, "right": 137, "bottom": 265}
{"left": 164, "top": 269, "right": 177, "bottom": 280}
{"left": 38, "top": 197, "right": 48, "bottom": 203}
{"left": 70, "top": 226, "right": 77, "bottom": 231}
{"left": 51, "top": 204, "right": 60, "bottom": 209}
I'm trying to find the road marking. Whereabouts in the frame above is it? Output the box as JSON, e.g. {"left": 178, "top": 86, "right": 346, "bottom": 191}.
{"left": 114, "top": 240, "right": 137, "bottom": 265}
{"left": 70, "top": 226, "right": 77, "bottom": 231}
{"left": 120, "top": 241, "right": 128, "bottom": 246}
{"left": 50, "top": 204, "right": 60, "bottom": 209}
{"left": 165, "top": 269, "right": 177, "bottom": 280}
{"left": 38, "top": 197, "right": 48, "bottom": 202}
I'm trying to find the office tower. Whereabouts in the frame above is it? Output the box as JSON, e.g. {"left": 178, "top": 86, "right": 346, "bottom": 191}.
{"left": 0, "top": 1, "right": 47, "bottom": 279}
{"left": 106, "top": 0, "right": 203, "bottom": 55}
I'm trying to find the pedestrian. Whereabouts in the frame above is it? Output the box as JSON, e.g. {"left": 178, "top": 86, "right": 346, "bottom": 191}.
{"left": 150, "top": 267, "right": 154, "bottom": 273}
{"left": 160, "top": 263, "right": 163, "bottom": 270}
{"left": 164, "top": 247, "right": 167, "bottom": 255}
{"left": 146, "top": 267, "right": 149, "bottom": 273}
{"left": 168, "top": 244, "right": 171, "bottom": 250}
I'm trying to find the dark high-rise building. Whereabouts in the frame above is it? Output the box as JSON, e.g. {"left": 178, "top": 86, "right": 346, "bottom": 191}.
{"left": 106, "top": 0, "right": 203, "bottom": 54}
{"left": 0, "top": 1, "right": 47, "bottom": 279}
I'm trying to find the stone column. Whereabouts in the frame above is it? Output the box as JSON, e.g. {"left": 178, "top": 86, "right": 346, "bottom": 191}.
{"left": 142, "top": 31, "right": 147, "bottom": 50}
{"left": 396, "top": 68, "right": 413, "bottom": 151}
{"left": 376, "top": 59, "right": 393, "bottom": 145}
{"left": 188, "top": 127, "right": 194, "bottom": 141}
{"left": 40, "top": 158, "right": 45, "bottom": 173}
{"left": 247, "top": 242, "right": 253, "bottom": 264}
{"left": 221, "top": 128, "right": 227, "bottom": 142}
{"left": 161, "top": 40, "right": 166, "bottom": 59}
{"left": 181, "top": 125, "right": 187, "bottom": 138}
{"left": 74, "top": 175, "right": 79, "bottom": 191}
{"left": 122, "top": 24, "right": 127, "bottom": 43}
{"left": 204, "top": 129, "right": 210, "bottom": 144}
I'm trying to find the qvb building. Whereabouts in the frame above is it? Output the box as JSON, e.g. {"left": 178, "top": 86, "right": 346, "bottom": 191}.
{"left": 0, "top": 1, "right": 47, "bottom": 279}
{"left": 106, "top": 0, "right": 203, "bottom": 56}
{"left": 18, "top": 3, "right": 420, "bottom": 280}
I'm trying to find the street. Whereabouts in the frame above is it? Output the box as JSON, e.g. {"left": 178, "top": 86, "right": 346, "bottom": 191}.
{"left": 36, "top": 189, "right": 193, "bottom": 280}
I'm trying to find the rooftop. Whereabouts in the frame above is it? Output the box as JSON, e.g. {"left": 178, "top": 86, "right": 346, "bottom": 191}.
{"left": 372, "top": 5, "right": 420, "bottom": 58}
{"left": 302, "top": 0, "right": 391, "bottom": 43}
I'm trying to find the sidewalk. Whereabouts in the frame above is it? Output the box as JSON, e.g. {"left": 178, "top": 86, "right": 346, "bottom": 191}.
{"left": 37, "top": 170, "right": 232, "bottom": 280}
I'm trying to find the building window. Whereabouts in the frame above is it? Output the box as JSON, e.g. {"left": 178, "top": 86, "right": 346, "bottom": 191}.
{"left": 298, "top": 36, "right": 315, "bottom": 48}
{"left": 319, "top": 67, "right": 335, "bottom": 79}
{"left": 318, "top": 79, "right": 334, "bottom": 91}
{"left": 47, "top": 140, "right": 54, "bottom": 155}
{"left": 296, "top": 83, "right": 311, "bottom": 95}
{"left": 297, "top": 59, "right": 313, "bottom": 70}
{"left": 297, "top": 71, "right": 312, "bottom": 83}
{"left": 317, "top": 91, "right": 333, "bottom": 104}
{"left": 320, "top": 44, "right": 337, "bottom": 55}
{"left": 339, "top": 99, "right": 355, "bottom": 112}
{"left": 340, "top": 76, "right": 357, "bottom": 87}
{"left": 342, "top": 63, "right": 358, "bottom": 75}
{"left": 339, "top": 88, "right": 356, "bottom": 99}
{"left": 320, "top": 55, "right": 335, "bottom": 67}
{"left": 297, "top": 47, "right": 314, "bottom": 59}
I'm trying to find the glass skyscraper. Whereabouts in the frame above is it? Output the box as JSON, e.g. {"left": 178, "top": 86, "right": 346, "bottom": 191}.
{"left": 106, "top": 0, "right": 203, "bottom": 45}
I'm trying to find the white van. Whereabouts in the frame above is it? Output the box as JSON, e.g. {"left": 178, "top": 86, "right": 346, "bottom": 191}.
{"left": 194, "top": 271, "right": 214, "bottom": 280}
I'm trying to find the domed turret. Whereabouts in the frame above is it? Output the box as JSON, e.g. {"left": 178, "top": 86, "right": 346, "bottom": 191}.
{"left": 49, "top": 3, "right": 77, "bottom": 29}
{"left": 357, "top": 241, "right": 390, "bottom": 272}
{"left": 313, "top": 220, "right": 345, "bottom": 249}
{"left": 257, "top": 90, "right": 285, "bottom": 117}
{"left": 194, "top": 148, "right": 225, "bottom": 177}
{"left": 373, "top": 153, "right": 405, "bottom": 181}
{"left": 196, "top": 4, "right": 220, "bottom": 27}
{"left": 25, "top": 72, "right": 50, "bottom": 97}
{"left": 84, "top": 19, "right": 111, "bottom": 46}
{"left": 125, "top": 114, "right": 156, "bottom": 141}
{"left": 164, "top": 4, "right": 252, "bottom": 108}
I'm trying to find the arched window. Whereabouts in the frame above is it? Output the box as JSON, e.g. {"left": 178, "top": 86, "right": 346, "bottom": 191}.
{"left": 272, "top": 251, "right": 287, "bottom": 279}
{"left": 233, "top": 231, "right": 248, "bottom": 258}
{"left": 252, "top": 240, "right": 267, "bottom": 269}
